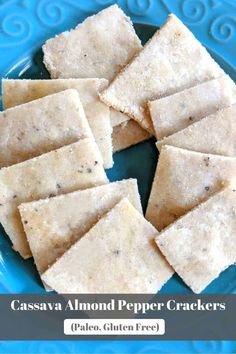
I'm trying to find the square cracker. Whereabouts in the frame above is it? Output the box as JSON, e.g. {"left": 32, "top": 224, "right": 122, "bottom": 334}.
{"left": 19, "top": 179, "right": 142, "bottom": 275}
{"left": 2, "top": 79, "right": 113, "bottom": 168}
{"left": 0, "top": 139, "right": 108, "bottom": 259}
{"left": 156, "top": 104, "right": 236, "bottom": 156}
{"left": 0, "top": 89, "right": 93, "bottom": 168}
{"left": 156, "top": 186, "right": 236, "bottom": 293}
{"left": 42, "top": 5, "right": 142, "bottom": 81}
{"left": 112, "top": 120, "right": 151, "bottom": 152}
{"left": 149, "top": 76, "right": 236, "bottom": 139}
{"left": 42, "top": 198, "right": 173, "bottom": 294}
{"left": 100, "top": 14, "right": 224, "bottom": 133}
{"left": 145, "top": 145, "right": 236, "bottom": 231}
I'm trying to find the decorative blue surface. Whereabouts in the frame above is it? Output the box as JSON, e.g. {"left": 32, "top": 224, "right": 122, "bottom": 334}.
{"left": 0, "top": 0, "right": 236, "bottom": 353}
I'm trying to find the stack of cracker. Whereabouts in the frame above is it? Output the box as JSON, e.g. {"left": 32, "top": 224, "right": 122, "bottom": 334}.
{"left": 0, "top": 5, "right": 172, "bottom": 294}
{"left": 100, "top": 9, "right": 236, "bottom": 292}
{"left": 1, "top": 5, "right": 236, "bottom": 294}
{"left": 137, "top": 15, "right": 236, "bottom": 292}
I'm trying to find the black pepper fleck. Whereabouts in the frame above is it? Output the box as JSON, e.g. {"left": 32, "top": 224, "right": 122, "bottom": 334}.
{"left": 205, "top": 186, "right": 210, "bottom": 191}
{"left": 203, "top": 157, "right": 210, "bottom": 167}
{"left": 49, "top": 193, "right": 56, "bottom": 198}
{"left": 189, "top": 116, "right": 194, "bottom": 122}
{"left": 56, "top": 183, "right": 61, "bottom": 189}
{"left": 77, "top": 169, "right": 83, "bottom": 173}
{"left": 113, "top": 250, "right": 121, "bottom": 256}
{"left": 87, "top": 168, "right": 92, "bottom": 173}
{"left": 94, "top": 161, "right": 98, "bottom": 165}
{"left": 24, "top": 220, "right": 28, "bottom": 225}
{"left": 13, "top": 194, "right": 17, "bottom": 199}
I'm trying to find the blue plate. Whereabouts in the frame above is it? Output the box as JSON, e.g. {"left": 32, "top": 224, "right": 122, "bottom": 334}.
{"left": 0, "top": 1, "right": 236, "bottom": 353}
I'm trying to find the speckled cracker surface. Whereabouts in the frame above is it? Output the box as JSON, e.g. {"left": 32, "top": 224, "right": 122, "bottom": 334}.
{"left": 42, "top": 198, "right": 173, "bottom": 294}
{"left": 149, "top": 76, "right": 236, "bottom": 139}
{"left": 2, "top": 79, "right": 113, "bottom": 168}
{"left": 112, "top": 120, "right": 151, "bottom": 152}
{"left": 156, "top": 187, "right": 236, "bottom": 293}
{"left": 42, "top": 5, "right": 142, "bottom": 81}
{"left": 100, "top": 14, "right": 224, "bottom": 133}
{"left": 0, "top": 139, "right": 108, "bottom": 259}
{"left": 0, "top": 89, "right": 92, "bottom": 168}
{"left": 19, "top": 179, "right": 142, "bottom": 275}
{"left": 145, "top": 145, "right": 236, "bottom": 231}
{"left": 156, "top": 104, "right": 236, "bottom": 156}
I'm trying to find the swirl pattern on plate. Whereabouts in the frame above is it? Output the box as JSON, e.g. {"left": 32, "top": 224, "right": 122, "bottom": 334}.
{"left": 126, "top": 0, "right": 152, "bottom": 16}
{"left": 210, "top": 14, "right": 236, "bottom": 42}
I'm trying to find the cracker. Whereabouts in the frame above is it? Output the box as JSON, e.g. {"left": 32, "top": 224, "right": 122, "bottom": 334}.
{"left": 145, "top": 145, "right": 236, "bottom": 231}
{"left": 19, "top": 179, "right": 142, "bottom": 275}
{"left": 42, "top": 198, "right": 173, "bottom": 294}
{"left": 156, "top": 104, "right": 236, "bottom": 156}
{"left": 100, "top": 14, "right": 224, "bottom": 133}
{"left": 2, "top": 79, "right": 113, "bottom": 168}
{"left": 156, "top": 186, "right": 236, "bottom": 293}
{"left": 0, "top": 139, "right": 108, "bottom": 259}
{"left": 42, "top": 5, "right": 142, "bottom": 80}
{"left": 149, "top": 76, "right": 236, "bottom": 139}
{"left": 112, "top": 120, "right": 151, "bottom": 152}
{"left": 0, "top": 89, "right": 93, "bottom": 168}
